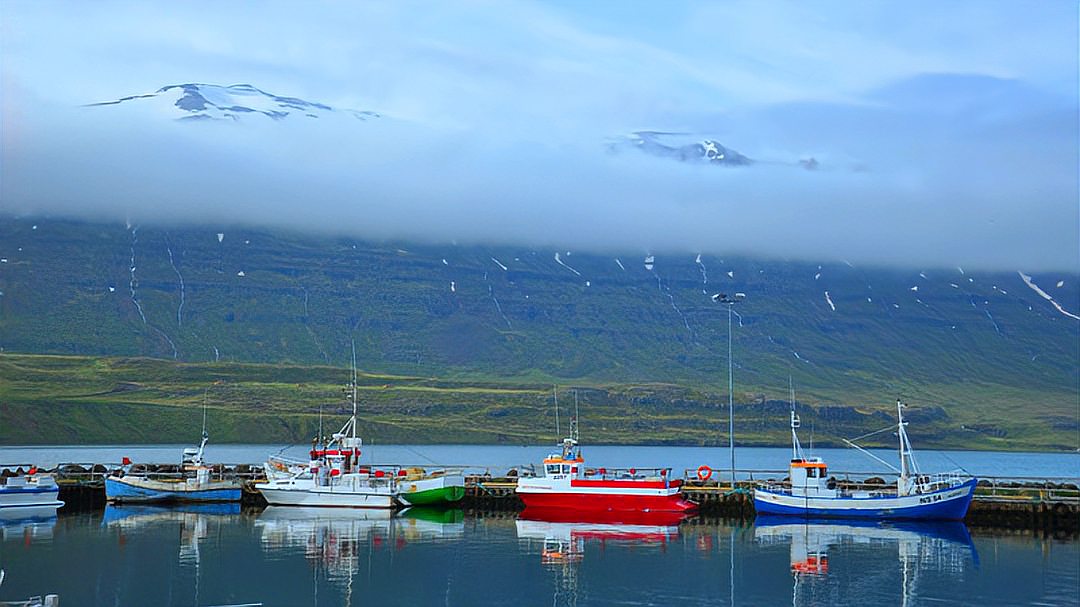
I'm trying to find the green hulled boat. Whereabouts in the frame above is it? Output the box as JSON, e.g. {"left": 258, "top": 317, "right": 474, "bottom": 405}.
{"left": 395, "top": 470, "right": 466, "bottom": 506}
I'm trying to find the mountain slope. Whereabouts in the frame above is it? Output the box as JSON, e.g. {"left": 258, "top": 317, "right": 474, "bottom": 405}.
{"left": 0, "top": 217, "right": 1076, "bottom": 448}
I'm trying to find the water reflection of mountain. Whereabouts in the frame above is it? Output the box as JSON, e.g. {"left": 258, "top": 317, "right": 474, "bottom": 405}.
{"left": 754, "top": 517, "right": 979, "bottom": 606}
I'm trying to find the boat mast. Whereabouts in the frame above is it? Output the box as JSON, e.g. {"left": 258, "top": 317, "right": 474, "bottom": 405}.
{"left": 554, "top": 385, "right": 560, "bottom": 440}
{"left": 896, "top": 399, "right": 921, "bottom": 495}
{"left": 570, "top": 390, "right": 580, "bottom": 446}
{"left": 350, "top": 341, "right": 359, "bottom": 468}
{"left": 789, "top": 378, "right": 804, "bottom": 461}
{"left": 194, "top": 389, "right": 209, "bottom": 467}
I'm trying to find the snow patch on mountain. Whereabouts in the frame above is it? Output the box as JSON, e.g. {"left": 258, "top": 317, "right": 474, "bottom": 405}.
{"left": 1018, "top": 271, "right": 1080, "bottom": 320}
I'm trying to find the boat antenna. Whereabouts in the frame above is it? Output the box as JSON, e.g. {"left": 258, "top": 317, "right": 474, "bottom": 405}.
{"left": 573, "top": 390, "right": 580, "bottom": 443}
{"left": 554, "top": 385, "right": 560, "bottom": 439}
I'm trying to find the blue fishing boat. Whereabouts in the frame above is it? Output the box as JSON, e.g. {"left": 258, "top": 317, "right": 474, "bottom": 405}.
{"left": 105, "top": 408, "right": 242, "bottom": 504}
{"left": 754, "top": 398, "right": 977, "bottom": 520}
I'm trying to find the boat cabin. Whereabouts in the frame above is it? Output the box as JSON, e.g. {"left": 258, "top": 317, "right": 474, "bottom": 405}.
{"left": 542, "top": 437, "right": 585, "bottom": 480}
{"left": 789, "top": 457, "right": 837, "bottom": 498}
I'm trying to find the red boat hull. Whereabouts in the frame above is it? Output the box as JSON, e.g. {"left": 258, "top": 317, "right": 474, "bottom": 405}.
{"left": 518, "top": 491, "right": 697, "bottom": 513}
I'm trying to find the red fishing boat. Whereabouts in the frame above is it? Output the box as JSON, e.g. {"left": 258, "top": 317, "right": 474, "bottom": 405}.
{"left": 515, "top": 413, "right": 696, "bottom": 514}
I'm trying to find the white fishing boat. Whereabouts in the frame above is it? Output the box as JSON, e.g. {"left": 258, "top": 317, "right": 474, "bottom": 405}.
{"left": 255, "top": 350, "right": 397, "bottom": 509}
{"left": 0, "top": 467, "right": 63, "bottom": 511}
{"left": 754, "top": 398, "right": 977, "bottom": 520}
{"left": 258, "top": 346, "right": 465, "bottom": 508}
{"left": 105, "top": 407, "right": 242, "bottom": 503}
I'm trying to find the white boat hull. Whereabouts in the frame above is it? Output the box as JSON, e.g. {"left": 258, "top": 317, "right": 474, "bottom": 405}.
{"left": 256, "top": 476, "right": 395, "bottom": 508}
{"left": 0, "top": 488, "right": 63, "bottom": 509}
{"left": 0, "top": 475, "right": 63, "bottom": 509}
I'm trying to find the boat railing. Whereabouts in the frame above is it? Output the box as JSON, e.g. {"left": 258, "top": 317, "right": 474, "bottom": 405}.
{"left": 0, "top": 464, "right": 46, "bottom": 485}
{"left": 977, "top": 475, "right": 1080, "bottom": 504}
{"left": 678, "top": 468, "right": 1078, "bottom": 502}
{"left": 51, "top": 462, "right": 267, "bottom": 483}
{"left": 579, "top": 466, "right": 675, "bottom": 481}
{"left": 917, "top": 470, "right": 969, "bottom": 489}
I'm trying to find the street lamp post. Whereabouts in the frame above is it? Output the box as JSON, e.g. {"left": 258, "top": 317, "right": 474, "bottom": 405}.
{"left": 711, "top": 291, "right": 745, "bottom": 486}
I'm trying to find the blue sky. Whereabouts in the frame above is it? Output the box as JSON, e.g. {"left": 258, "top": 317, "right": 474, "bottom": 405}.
{"left": 1, "top": 1, "right": 1077, "bottom": 270}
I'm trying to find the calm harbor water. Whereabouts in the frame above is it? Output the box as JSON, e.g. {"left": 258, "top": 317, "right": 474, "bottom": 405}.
{"left": 1, "top": 506, "right": 1076, "bottom": 606}
{"left": 2, "top": 444, "right": 1077, "bottom": 481}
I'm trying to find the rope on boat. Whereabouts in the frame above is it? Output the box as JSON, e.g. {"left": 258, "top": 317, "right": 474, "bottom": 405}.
{"left": 847, "top": 424, "right": 897, "bottom": 443}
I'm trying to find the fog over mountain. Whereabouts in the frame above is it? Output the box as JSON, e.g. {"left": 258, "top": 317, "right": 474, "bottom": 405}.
{"left": 2, "top": 2, "right": 1077, "bottom": 271}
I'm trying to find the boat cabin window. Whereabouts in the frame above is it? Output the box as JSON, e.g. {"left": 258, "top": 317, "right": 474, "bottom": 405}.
{"left": 807, "top": 467, "right": 818, "bottom": 478}
{"left": 546, "top": 464, "right": 560, "bottom": 475}
{"left": 561, "top": 465, "right": 571, "bottom": 474}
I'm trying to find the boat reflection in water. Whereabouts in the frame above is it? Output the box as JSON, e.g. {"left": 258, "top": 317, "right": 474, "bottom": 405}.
{"left": 396, "top": 506, "right": 465, "bottom": 542}
{"left": 516, "top": 508, "right": 691, "bottom": 607}
{"left": 101, "top": 503, "right": 255, "bottom": 606}
{"left": 255, "top": 506, "right": 465, "bottom": 588}
{"left": 256, "top": 506, "right": 394, "bottom": 586}
{"left": 0, "top": 504, "right": 58, "bottom": 544}
{"left": 102, "top": 502, "right": 242, "bottom": 565}
{"left": 754, "top": 516, "right": 979, "bottom": 606}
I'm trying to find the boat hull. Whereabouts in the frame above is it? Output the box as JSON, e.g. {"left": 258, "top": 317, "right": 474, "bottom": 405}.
{"left": 256, "top": 476, "right": 396, "bottom": 509}
{"left": 518, "top": 490, "right": 696, "bottom": 513}
{"left": 105, "top": 476, "right": 242, "bottom": 503}
{"left": 396, "top": 475, "right": 466, "bottom": 506}
{"left": 753, "top": 478, "right": 977, "bottom": 521}
{"left": 257, "top": 486, "right": 395, "bottom": 508}
{"left": 0, "top": 486, "right": 63, "bottom": 509}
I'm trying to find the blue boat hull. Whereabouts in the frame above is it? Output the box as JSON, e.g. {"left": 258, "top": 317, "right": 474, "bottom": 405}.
{"left": 754, "top": 478, "right": 977, "bottom": 521}
{"left": 105, "top": 476, "right": 241, "bottom": 503}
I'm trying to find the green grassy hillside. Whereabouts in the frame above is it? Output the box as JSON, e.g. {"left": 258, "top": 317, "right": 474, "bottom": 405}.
{"left": 1, "top": 354, "right": 1063, "bottom": 450}
{"left": 0, "top": 217, "right": 1076, "bottom": 449}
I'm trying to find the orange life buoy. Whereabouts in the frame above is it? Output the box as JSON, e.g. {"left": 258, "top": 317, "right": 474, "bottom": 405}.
{"left": 696, "top": 465, "right": 713, "bottom": 481}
